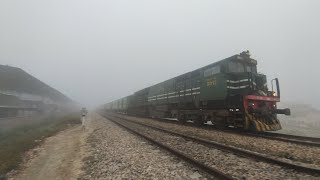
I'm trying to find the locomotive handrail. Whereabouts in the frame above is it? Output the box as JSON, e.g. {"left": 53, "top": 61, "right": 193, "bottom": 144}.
{"left": 271, "top": 78, "right": 281, "bottom": 98}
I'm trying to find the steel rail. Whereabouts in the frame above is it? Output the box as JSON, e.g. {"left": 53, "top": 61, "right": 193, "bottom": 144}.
{"left": 106, "top": 113, "right": 320, "bottom": 176}
{"left": 119, "top": 113, "right": 320, "bottom": 147}
{"left": 257, "top": 132, "right": 320, "bottom": 144}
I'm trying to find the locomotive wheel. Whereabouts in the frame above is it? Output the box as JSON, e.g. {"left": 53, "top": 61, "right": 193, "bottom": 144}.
{"left": 211, "top": 116, "right": 228, "bottom": 129}
{"left": 194, "top": 116, "right": 205, "bottom": 126}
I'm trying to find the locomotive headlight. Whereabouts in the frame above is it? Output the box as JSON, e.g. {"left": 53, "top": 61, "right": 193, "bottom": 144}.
{"left": 272, "top": 91, "right": 276, "bottom": 96}
{"left": 236, "top": 108, "right": 240, "bottom": 111}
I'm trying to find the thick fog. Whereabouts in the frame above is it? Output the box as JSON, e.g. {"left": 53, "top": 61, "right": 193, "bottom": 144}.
{"left": 0, "top": 0, "right": 319, "bottom": 109}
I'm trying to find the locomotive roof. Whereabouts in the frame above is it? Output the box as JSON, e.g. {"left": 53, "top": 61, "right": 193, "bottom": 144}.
{"left": 139, "top": 52, "right": 257, "bottom": 89}
{"left": 200, "top": 52, "right": 257, "bottom": 70}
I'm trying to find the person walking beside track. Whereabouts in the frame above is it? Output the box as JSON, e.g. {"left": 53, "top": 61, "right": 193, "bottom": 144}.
{"left": 81, "top": 107, "right": 88, "bottom": 129}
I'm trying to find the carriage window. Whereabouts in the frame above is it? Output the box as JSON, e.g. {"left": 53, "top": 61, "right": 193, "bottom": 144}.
{"left": 204, "top": 66, "right": 220, "bottom": 77}
{"left": 228, "top": 61, "right": 245, "bottom": 73}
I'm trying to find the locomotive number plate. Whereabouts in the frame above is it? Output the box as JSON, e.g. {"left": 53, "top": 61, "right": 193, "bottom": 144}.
{"left": 206, "top": 78, "right": 216, "bottom": 87}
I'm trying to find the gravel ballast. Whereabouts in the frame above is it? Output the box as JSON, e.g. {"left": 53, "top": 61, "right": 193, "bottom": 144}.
{"left": 113, "top": 117, "right": 319, "bottom": 180}
{"left": 81, "top": 113, "right": 212, "bottom": 179}
{"left": 115, "top": 113, "right": 320, "bottom": 168}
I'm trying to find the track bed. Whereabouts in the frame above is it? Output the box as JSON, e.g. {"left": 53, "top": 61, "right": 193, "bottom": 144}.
{"left": 104, "top": 113, "right": 320, "bottom": 179}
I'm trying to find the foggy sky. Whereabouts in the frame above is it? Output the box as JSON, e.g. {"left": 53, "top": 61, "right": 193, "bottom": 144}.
{"left": 0, "top": 0, "right": 319, "bottom": 109}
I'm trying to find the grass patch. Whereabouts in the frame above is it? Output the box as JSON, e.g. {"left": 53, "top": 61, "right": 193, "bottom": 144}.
{"left": 277, "top": 151, "right": 294, "bottom": 160}
{"left": 0, "top": 113, "right": 81, "bottom": 176}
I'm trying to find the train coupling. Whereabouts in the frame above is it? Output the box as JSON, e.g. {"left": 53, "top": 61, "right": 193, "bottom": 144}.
{"left": 249, "top": 107, "right": 291, "bottom": 116}
{"left": 272, "top": 108, "right": 291, "bottom": 116}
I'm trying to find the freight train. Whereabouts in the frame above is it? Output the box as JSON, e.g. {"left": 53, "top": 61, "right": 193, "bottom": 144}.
{"left": 103, "top": 51, "right": 290, "bottom": 132}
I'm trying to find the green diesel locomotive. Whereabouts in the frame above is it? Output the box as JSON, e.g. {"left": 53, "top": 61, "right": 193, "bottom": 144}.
{"left": 104, "top": 51, "right": 290, "bottom": 132}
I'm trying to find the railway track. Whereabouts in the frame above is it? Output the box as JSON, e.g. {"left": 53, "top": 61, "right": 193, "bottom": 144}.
{"left": 103, "top": 114, "right": 232, "bottom": 180}
{"left": 254, "top": 132, "right": 320, "bottom": 147}
{"left": 103, "top": 113, "right": 320, "bottom": 179}
{"left": 126, "top": 114, "right": 320, "bottom": 147}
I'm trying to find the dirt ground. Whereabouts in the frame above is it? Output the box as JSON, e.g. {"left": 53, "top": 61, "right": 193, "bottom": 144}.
{"left": 8, "top": 122, "right": 90, "bottom": 180}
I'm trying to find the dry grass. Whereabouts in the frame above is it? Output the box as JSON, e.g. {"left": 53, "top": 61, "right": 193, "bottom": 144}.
{"left": 0, "top": 113, "right": 81, "bottom": 177}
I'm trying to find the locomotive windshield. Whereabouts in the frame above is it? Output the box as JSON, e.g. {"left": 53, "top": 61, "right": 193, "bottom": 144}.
{"left": 246, "top": 65, "right": 257, "bottom": 73}
{"left": 228, "top": 61, "right": 257, "bottom": 73}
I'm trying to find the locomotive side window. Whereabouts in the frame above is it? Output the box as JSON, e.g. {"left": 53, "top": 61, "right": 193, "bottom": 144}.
{"left": 246, "top": 66, "right": 252, "bottom": 72}
{"left": 251, "top": 65, "right": 257, "bottom": 73}
{"left": 204, "top": 66, "right": 220, "bottom": 77}
{"left": 245, "top": 64, "right": 257, "bottom": 73}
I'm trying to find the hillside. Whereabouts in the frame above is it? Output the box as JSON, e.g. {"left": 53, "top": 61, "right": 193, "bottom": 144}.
{"left": 0, "top": 65, "right": 71, "bottom": 103}
{"left": 0, "top": 94, "right": 21, "bottom": 106}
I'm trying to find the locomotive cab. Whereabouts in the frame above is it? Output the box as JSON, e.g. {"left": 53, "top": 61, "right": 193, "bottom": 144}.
{"left": 223, "top": 51, "right": 291, "bottom": 131}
